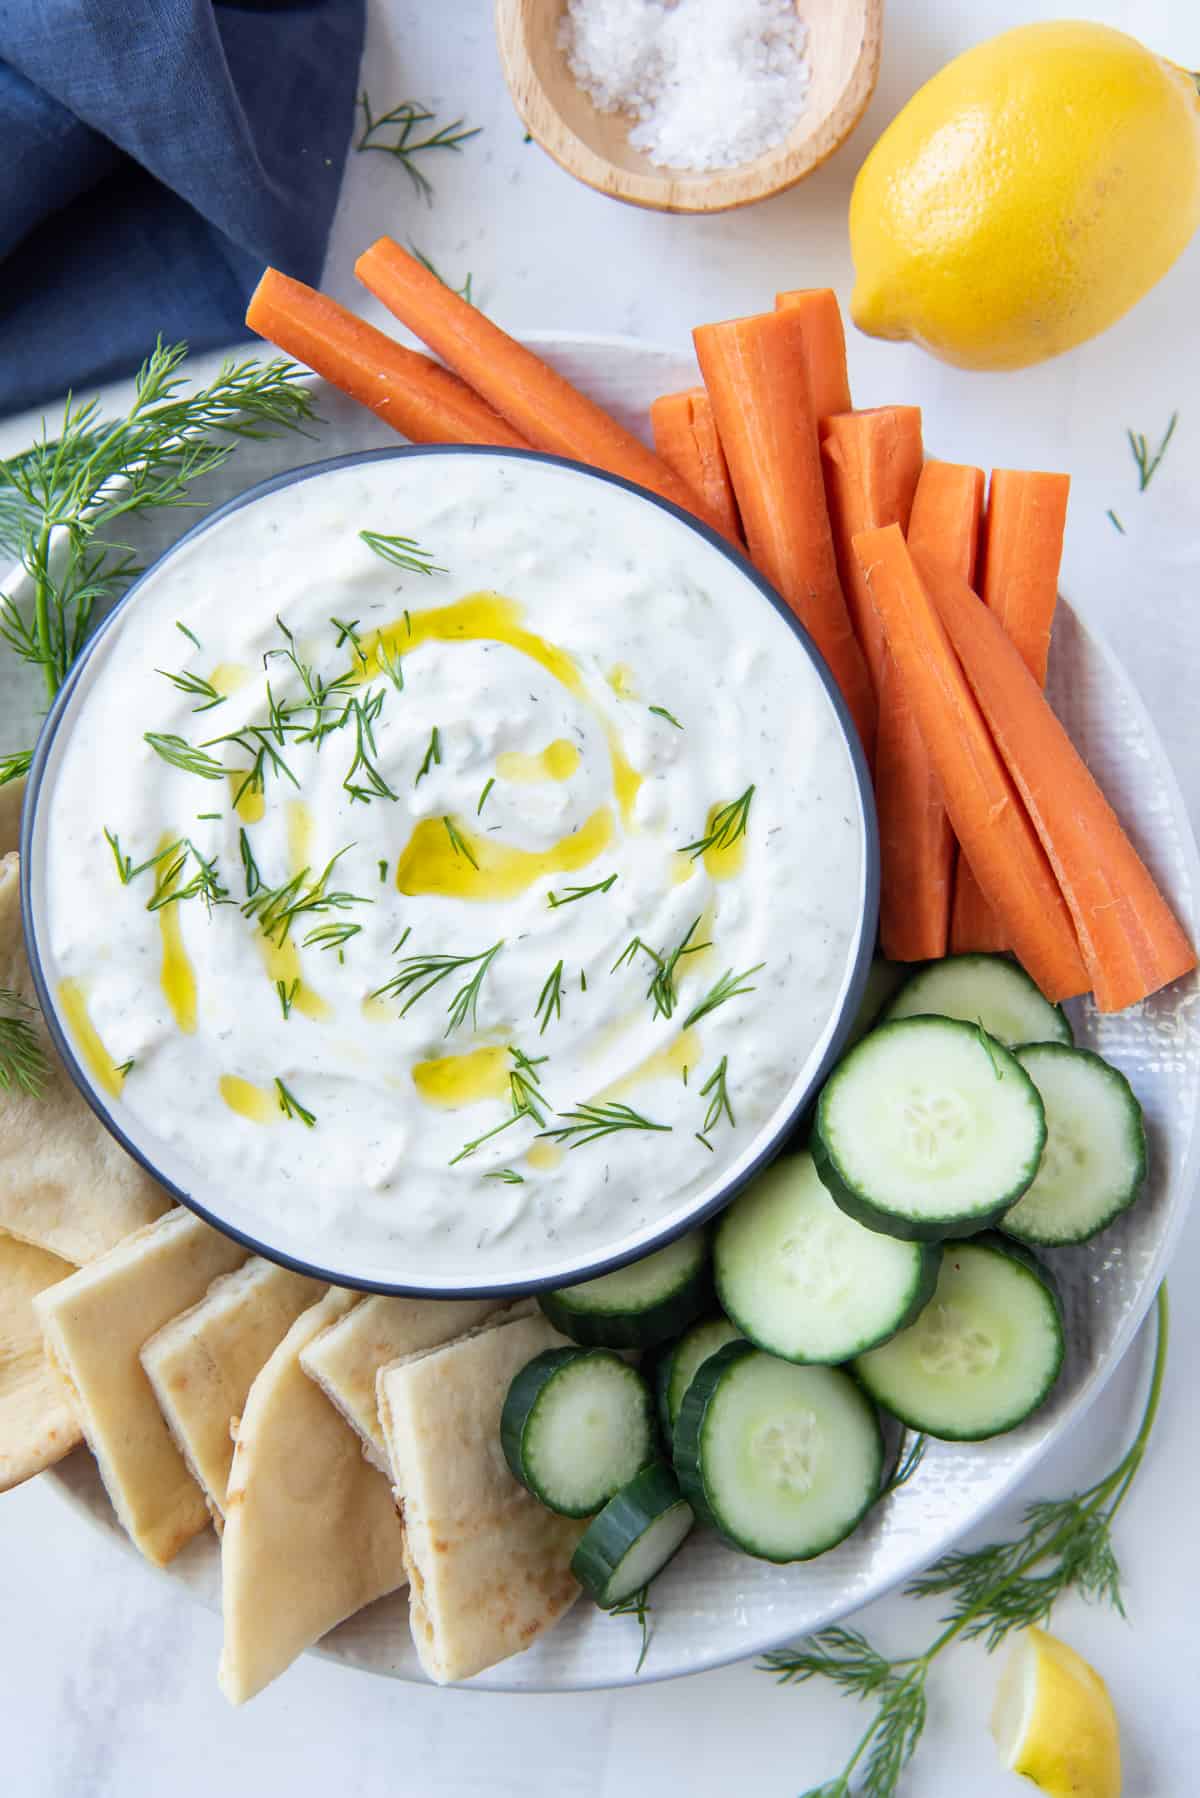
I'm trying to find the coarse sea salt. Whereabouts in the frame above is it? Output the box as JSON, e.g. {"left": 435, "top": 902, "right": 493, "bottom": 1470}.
{"left": 559, "top": 0, "right": 811, "bottom": 173}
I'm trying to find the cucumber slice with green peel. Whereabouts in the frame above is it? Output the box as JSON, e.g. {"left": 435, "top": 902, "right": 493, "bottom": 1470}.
{"left": 853, "top": 1234, "right": 1064, "bottom": 1441}
{"left": 539, "top": 1228, "right": 711, "bottom": 1348}
{"left": 715, "top": 1153, "right": 941, "bottom": 1363}
{"left": 501, "top": 1348, "right": 657, "bottom": 1516}
{"left": 883, "top": 953, "right": 1073, "bottom": 1047}
{"left": 655, "top": 1315, "right": 742, "bottom": 1445}
{"left": 813, "top": 1016, "right": 1047, "bottom": 1241}
{"left": 1001, "top": 1044, "right": 1147, "bottom": 1247}
{"left": 673, "top": 1342, "right": 884, "bottom": 1562}
{"left": 570, "top": 1462, "right": 695, "bottom": 1606}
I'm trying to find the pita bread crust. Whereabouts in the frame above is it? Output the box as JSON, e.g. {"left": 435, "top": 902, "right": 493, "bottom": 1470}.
{"left": 142, "top": 1258, "right": 322, "bottom": 1529}
{"left": 378, "top": 1310, "right": 586, "bottom": 1686}
{"left": 219, "top": 1289, "right": 409, "bottom": 1706}
{"left": 299, "top": 1294, "right": 504, "bottom": 1470}
{"left": 34, "top": 1208, "right": 246, "bottom": 1563}
{"left": 0, "top": 1226, "right": 82, "bottom": 1492}
{"left": 0, "top": 854, "right": 169, "bottom": 1262}
{"left": 0, "top": 777, "right": 23, "bottom": 857}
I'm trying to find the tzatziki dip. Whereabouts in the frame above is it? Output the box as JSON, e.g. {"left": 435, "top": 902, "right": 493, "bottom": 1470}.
{"left": 34, "top": 452, "right": 869, "bottom": 1289}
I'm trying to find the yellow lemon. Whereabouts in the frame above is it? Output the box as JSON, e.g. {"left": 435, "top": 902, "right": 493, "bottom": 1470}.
{"left": 850, "top": 22, "right": 1200, "bottom": 370}
{"left": 991, "top": 1625, "right": 1121, "bottom": 1798}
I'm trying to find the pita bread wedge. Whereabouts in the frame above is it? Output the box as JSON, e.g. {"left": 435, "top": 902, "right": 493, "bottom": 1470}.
{"left": 141, "top": 1258, "right": 323, "bottom": 1529}
{"left": 0, "top": 854, "right": 169, "bottom": 1262}
{"left": 299, "top": 1294, "right": 504, "bottom": 1470}
{"left": 34, "top": 1208, "right": 245, "bottom": 1563}
{"left": 378, "top": 1309, "right": 587, "bottom": 1686}
{"left": 219, "top": 1289, "right": 409, "bottom": 1706}
{"left": 0, "top": 777, "right": 23, "bottom": 857}
{"left": 0, "top": 1226, "right": 82, "bottom": 1491}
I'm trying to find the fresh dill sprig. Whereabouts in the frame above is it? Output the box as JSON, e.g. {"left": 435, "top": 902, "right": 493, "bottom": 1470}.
{"left": 264, "top": 618, "right": 356, "bottom": 745}
{"left": 113, "top": 1057, "right": 136, "bottom": 1079}
{"left": 763, "top": 1287, "right": 1169, "bottom": 1798}
{"left": 477, "top": 777, "right": 495, "bottom": 815}
{"left": 681, "top": 785, "right": 755, "bottom": 861}
{"left": 442, "top": 815, "right": 479, "bottom": 868}
{"left": 609, "top": 1585, "right": 653, "bottom": 1675}
{"left": 359, "top": 529, "right": 445, "bottom": 577}
{"left": 648, "top": 705, "right": 683, "bottom": 730}
{"left": 880, "top": 1434, "right": 927, "bottom": 1500}
{"left": 276, "top": 979, "right": 299, "bottom": 1020}
{"left": 547, "top": 873, "right": 617, "bottom": 908}
{"left": 103, "top": 827, "right": 185, "bottom": 887}
{"left": 144, "top": 733, "right": 226, "bottom": 781}
{"left": 145, "top": 840, "right": 230, "bottom": 914}
{"left": 539, "top": 1100, "right": 671, "bottom": 1151}
{"left": 176, "top": 621, "right": 202, "bottom": 651}
{"left": 1106, "top": 508, "right": 1126, "bottom": 535}
{"left": 371, "top": 939, "right": 504, "bottom": 1036}
{"left": 683, "top": 962, "right": 765, "bottom": 1029}
{"left": 211, "top": 724, "right": 301, "bottom": 804}
{"left": 975, "top": 1020, "right": 1005, "bottom": 1080}
{"left": 241, "top": 848, "right": 372, "bottom": 946}
{"left": 446, "top": 941, "right": 505, "bottom": 1032}
{"left": 615, "top": 917, "right": 708, "bottom": 1021}
{"left": 485, "top": 1168, "right": 526, "bottom": 1184}
{"left": 415, "top": 726, "right": 441, "bottom": 785}
{"left": 699, "top": 1055, "right": 735, "bottom": 1137}
{"left": 342, "top": 690, "right": 397, "bottom": 804}
{"left": 275, "top": 1077, "right": 317, "bottom": 1128}
{"left": 0, "top": 342, "right": 315, "bottom": 777}
{"left": 0, "top": 988, "right": 48, "bottom": 1098}
{"left": 535, "top": 960, "right": 564, "bottom": 1034}
{"left": 450, "top": 1046, "right": 546, "bottom": 1164}
{"left": 0, "top": 749, "right": 32, "bottom": 787}
{"left": 303, "top": 921, "right": 363, "bottom": 962}
{"left": 239, "top": 828, "right": 262, "bottom": 898}
{"left": 410, "top": 243, "right": 474, "bottom": 306}
{"left": 155, "top": 665, "right": 226, "bottom": 713}
{"left": 1127, "top": 412, "right": 1178, "bottom": 491}
{"left": 355, "top": 95, "right": 480, "bottom": 202}
{"left": 378, "top": 859, "right": 389, "bottom": 884}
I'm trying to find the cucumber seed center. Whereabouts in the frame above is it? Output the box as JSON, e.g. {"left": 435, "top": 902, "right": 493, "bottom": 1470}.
{"left": 753, "top": 1411, "right": 820, "bottom": 1495}
{"left": 917, "top": 1300, "right": 1000, "bottom": 1377}
{"left": 900, "top": 1088, "right": 970, "bottom": 1167}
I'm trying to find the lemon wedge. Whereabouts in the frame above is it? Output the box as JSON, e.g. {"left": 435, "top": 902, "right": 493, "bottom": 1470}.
{"left": 991, "top": 1626, "right": 1121, "bottom": 1798}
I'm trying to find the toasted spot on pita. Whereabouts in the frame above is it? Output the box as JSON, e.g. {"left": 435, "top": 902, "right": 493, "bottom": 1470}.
{"left": 141, "top": 1258, "right": 322, "bottom": 1531}
{"left": 0, "top": 778, "right": 23, "bottom": 857}
{"left": 377, "top": 1310, "right": 586, "bottom": 1686}
{"left": 0, "top": 854, "right": 169, "bottom": 1263}
{"left": 299, "top": 1294, "right": 507, "bottom": 1470}
{"left": 34, "top": 1208, "right": 245, "bottom": 1563}
{"left": 0, "top": 1226, "right": 83, "bottom": 1491}
{"left": 218, "top": 1290, "right": 409, "bottom": 1706}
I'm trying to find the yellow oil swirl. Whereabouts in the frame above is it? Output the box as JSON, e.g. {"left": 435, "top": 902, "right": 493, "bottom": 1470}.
{"left": 495, "top": 739, "right": 580, "bottom": 784}
{"left": 598, "top": 1028, "right": 700, "bottom": 1102}
{"left": 287, "top": 799, "right": 315, "bottom": 875}
{"left": 525, "top": 1140, "right": 563, "bottom": 1172}
{"left": 256, "top": 935, "right": 330, "bottom": 1022}
{"left": 57, "top": 979, "right": 125, "bottom": 1099}
{"left": 227, "top": 771, "right": 265, "bottom": 825}
{"left": 357, "top": 594, "right": 643, "bottom": 826}
{"left": 691, "top": 806, "right": 747, "bottom": 882}
{"left": 396, "top": 807, "right": 614, "bottom": 902}
{"left": 209, "top": 663, "right": 250, "bottom": 697}
{"left": 152, "top": 835, "right": 197, "bottom": 1035}
{"left": 219, "top": 1074, "right": 277, "bottom": 1123}
{"left": 607, "top": 663, "right": 638, "bottom": 699}
{"left": 412, "top": 1045, "right": 510, "bottom": 1109}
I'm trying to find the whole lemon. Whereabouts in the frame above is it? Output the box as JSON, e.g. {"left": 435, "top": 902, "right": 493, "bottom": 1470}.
{"left": 850, "top": 21, "right": 1200, "bottom": 370}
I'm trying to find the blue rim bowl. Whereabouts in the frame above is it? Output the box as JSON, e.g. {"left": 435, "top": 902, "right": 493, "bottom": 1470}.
{"left": 20, "top": 444, "right": 879, "bottom": 1297}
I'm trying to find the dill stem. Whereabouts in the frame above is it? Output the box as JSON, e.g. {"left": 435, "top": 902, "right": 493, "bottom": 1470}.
{"left": 33, "top": 524, "right": 56, "bottom": 702}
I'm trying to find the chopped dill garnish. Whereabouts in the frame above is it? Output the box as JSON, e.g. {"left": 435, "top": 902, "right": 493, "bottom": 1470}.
{"left": 580, "top": 970, "right": 588, "bottom": 992}
{"left": 355, "top": 95, "right": 480, "bottom": 202}
{"left": 276, "top": 979, "right": 299, "bottom": 1020}
{"left": 144, "top": 732, "right": 226, "bottom": 781}
{"left": 699, "top": 1055, "right": 735, "bottom": 1136}
{"left": 477, "top": 776, "right": 495, "bottom": 815}
{"left": 146, "top": 840, "right": 230, "bottom": 914}
{"left": 303, "top": 921, "right": 363, "bottom": 962}
{"left": 104, "top": 827, "right": 185, "bottom": 887}
{"left": 681, "top": 785, "right": 755, "bottom": 861}
{"left": 241, "top": 848, "right": 372, "bottom": 946}
{"left": 683, "top": 962, "right": 766, "bottom": 1029}
{"left": 372, "top": 939, "right": 504, "bottom": 1036}
{"left": 485, "top": 1168, "right": 525, "bottom": 1184}
{"left": 359, "top": 529, "right": 445, "bottom": 577}
{"left": 342, "top": 690, "right": 397, "bottom": 804}
{"left": 535, "top": 960, "right": 564, "bottom": 1034}
{"left": 648, "top": 705, "right": 683, "bottom": 730}
{"left": 695, "top": 1132, "right": 714, "bottom": 1152}
{"left": 378, "top": 859, "right": 389, "bottom": 883}
{"left": 547, "top": 873, "right": 617, "bottom": 908}
{"left": 155, "top": 665, "right": 226, "bottom": 713}
{"left": 450, "top": 1046, "right": 547, "bottom": 1164}
{"left": 539, "top": 1100, "right": 671, "bottom": 1151}
{"left": 113, "top": 1058, "right": 136, "bottom": 1079}
{"left": 442, "top": 815, "right": 479, "bottom": 868}
{"left": 239, "top": 828, "right": 262, "bottom": 898}
{"left": 880, "top": 1434, "right": 927, "bottom": 1499}
{"left": 196, "top": 812, "right": 222, "bottom": 822}
{"left": 176, "top": 621, "right": 202, "bottom": 651}
{"left": 1127, "top": 411, "right": 1178, "bottom": 491}
{"left": 1106, "top": 508, "right": 1126, "bottom": 535}
{"left": 615, "top": 918, "right": 708, "bottom": 1021}
{"left": 275, "top": 1078, "right": 317, "bottom": 1127}
{"left": 609, "top": 1585, "right": 653, "bottom": 1674}
{"left": 415, "top": 726, "right": 441, "bottom": 785}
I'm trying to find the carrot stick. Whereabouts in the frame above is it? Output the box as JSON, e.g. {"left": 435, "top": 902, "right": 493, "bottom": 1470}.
{"left": 245, "top": 269, "right": 531, "bottom": 450}
{"left": 650, "top": 389, "right": 743, "bottom": 547}
{"left": 693, "top": 310, "right": 876, "bottom": 760}
{"left": 821, "top": 407, "right": 924, "bottom": 699}
{"left": 951, "top": 468, "right": 1071, "bottom": 952}
{"left": 353, "top": 239, "right": 724, "bottom": 533}
{"left": 774, "top": 290, "right": 852, "bottom": 419}
{"left": 872, "top": 461, "right": 984, "bottom": 961}
{"left": 912, "top": 546, "right": 1195, "bottom": 1012}
{"left": 855, "top": 525, "right": 1089, "bottom": 1001}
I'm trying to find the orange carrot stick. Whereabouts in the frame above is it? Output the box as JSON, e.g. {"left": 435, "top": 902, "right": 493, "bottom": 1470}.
{"left": 693, "top": 310, "right": 876, "bottom": 760}
{"left": 774, "top": 290, "right": 852, "bottom": 420}
{"left": 873, "top": 461, "right": 984, "bottom": 962}
{"left": 912, "top": 546, "right": 1195, "bottom": 1012}
{"left": 951, "top": 468, "right": 1071, "bottom": 952}
{"left": 245, "top": 269, "right": 531, "bottom": 450}
{"left": 650, "top": 389, "right": 743, "bottom": 547}
{"left": 821, "top": 407, "right": 924, "bottom": 699}
{"left": 855, "top": 524, "right": 1089, "bottom": 1002}
{"left": 354, "top": 239, "right": 723, "bottom": 533}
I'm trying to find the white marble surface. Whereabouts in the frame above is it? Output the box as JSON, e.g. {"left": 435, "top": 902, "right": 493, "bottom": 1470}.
{"left": 2, "top": 0, "right": 1200, "bottom": 1791}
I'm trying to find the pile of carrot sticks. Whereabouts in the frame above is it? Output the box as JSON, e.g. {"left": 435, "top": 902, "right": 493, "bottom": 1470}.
{"left": 246, "top": 249, "right": 1194, "bottom": 1014}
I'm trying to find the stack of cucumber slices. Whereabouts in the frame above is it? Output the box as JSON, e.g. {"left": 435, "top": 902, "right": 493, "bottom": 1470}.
{"left": 501, "top": 954, "right": 1147, "bottom": 1620}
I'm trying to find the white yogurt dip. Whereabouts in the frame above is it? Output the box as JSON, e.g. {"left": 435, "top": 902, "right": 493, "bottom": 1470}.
{"left": 35, "top": 452, "right": 868, "bottom": 1289}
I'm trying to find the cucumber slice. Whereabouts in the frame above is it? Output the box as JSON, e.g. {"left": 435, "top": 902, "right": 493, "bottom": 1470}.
{"left": 883, "top": 953, "right": 1073, "bottom": 1047}
{"left": 655, "top": 1315, "right": 742, "bottom": 1445}
{"left": 570, "top": 1462, "right": 694, "bottom": 1606}
{"left": 813, "top": 1017, "right": 1046, "bottom": 1241}
{"left": 1002, "top": 1044, "right": 1147, "bottom": 1247}
{"left": 501, "top": 1348, "right": 656, "bottom": 1516}
{"left": 673, "top": 1342, "right": 884, "bottom": 1562}
{"left": 539, "top": 1228, "right": 711, "bottom": 1348}
{"left": 715, "top": 1153, "right": 940, "bottom": 1362}
{"left": 854, "top": 1235, "right": 1064, "bottom": 1441}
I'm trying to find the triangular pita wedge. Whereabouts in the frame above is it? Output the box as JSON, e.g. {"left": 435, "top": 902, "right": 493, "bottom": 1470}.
{"left": 0, "top": 777, "right": 23, "bottom": 857}
{"left": 34, "top": 1208, "right": 245, "bottom": 1563}
{"left": 378, "top": 1308, "right": 587, "bottom": 1686}
{"left": 141, "top": 1258, "right": 323, "bottom": 1529}
{"left": 0, "top": 853, "right": 169, "bottom": 1262}
{"left": 0, "top": 1226, "right": 83, "bottom": 1491}
{"left": 299, "top": 1294, "right": 505, "bottom": 1470}
{"left": 219, "top": 1289, "right": 409, "bottom": 1706}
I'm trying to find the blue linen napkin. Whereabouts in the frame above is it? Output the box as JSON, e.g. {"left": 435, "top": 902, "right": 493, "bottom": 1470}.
{"left": 0, "top": 0, "right": 365, "bottom": 418}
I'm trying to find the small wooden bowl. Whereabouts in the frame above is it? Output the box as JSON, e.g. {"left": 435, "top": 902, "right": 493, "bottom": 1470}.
{"left": 495, "top": 0, "right": 883, "bottom": 214}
